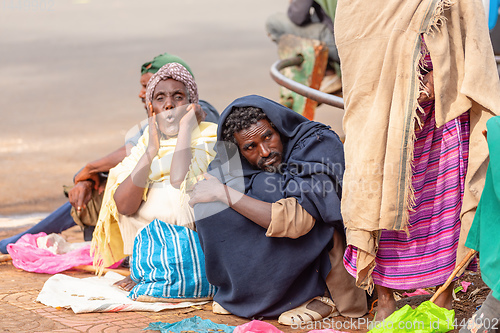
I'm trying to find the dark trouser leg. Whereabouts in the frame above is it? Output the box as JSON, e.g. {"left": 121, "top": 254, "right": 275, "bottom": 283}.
{"left": 83, "top": 226, "right": 95, "bottom": 241}
{"left": 0, "top": 201, "right": 76, "bottom": 253}
{"left": 460, "top": 291, "right": 500, "bottom": 333}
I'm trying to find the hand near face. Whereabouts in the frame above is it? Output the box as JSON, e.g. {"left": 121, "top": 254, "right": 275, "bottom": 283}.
{"left": 418, "top": 70, "right": 435, "bottom": 104}
{"left": 68, "top": 180, "right": 94, "bottom": 212}
{"left": 188, "top": 173, "right": 225, "bottom": 207}
{"left": 180, "top": 104, "right": 207, "bottom": 131}
{"left": 147, "top": 102, "right": 161, "bottom": 159}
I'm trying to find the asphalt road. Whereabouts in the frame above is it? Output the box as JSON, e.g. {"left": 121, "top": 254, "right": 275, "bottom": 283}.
{"left": 0, "top": 0, "right": 344, "bottom": 215}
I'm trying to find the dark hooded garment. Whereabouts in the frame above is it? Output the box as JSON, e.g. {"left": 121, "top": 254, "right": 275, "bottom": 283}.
{"left": 194, "top": 95, "right": 345, "bottom": 318}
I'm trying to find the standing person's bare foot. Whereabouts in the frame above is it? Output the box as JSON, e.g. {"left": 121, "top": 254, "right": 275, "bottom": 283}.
{"left": 375, "top": 285, "right": 397, "bottom": 322}
{"left": 114, "top": 275, "right": 136, "bottom": 291}
{"left": 433, "top": 283, "right": 454, "bottom": 310}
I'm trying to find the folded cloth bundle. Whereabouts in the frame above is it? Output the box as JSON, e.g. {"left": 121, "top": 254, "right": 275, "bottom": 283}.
{"left": 37, "top": 271, "right": 207, "bottom": 313}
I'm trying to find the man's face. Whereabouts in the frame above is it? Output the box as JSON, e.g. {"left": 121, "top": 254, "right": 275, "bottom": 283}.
{"left": 233, "top": 119, "right": 284, "bottom": 172}
{"left": 150, "top": 78, "right": 190, "bottom": 138}
{"left": 139, "top": 72, "right": 154, "bottom": 105}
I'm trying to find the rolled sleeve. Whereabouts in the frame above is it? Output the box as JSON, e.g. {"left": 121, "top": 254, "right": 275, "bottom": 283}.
{"left": 266, "top": 197, "right": 315, "bottom": 238}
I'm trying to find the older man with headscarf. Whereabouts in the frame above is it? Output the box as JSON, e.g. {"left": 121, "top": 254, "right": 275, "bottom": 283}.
{"left": 91, "top": 63, "right": 218, "bottom": 300}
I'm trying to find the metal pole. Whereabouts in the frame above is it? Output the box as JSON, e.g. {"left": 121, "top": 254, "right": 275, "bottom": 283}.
{"left": 272, "top": 55, "right": 500, "bottom": 111}
{"left": 270, "top": 56, "right": 345, "bottom": 109}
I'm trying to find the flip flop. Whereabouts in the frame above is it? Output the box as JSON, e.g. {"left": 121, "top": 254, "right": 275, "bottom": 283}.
{"left": 278, "top": 296, "right": 339, "bottom": 326}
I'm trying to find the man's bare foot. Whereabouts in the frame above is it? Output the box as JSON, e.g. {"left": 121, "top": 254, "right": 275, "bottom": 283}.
{"left": 375, "top": 285, "right": 397, "bottom": 322}
{"left": 113, "top": 275, "right": 136, "bottom": 291}
{"left": 433, "top": 283, "right": 454, "bottom": 310}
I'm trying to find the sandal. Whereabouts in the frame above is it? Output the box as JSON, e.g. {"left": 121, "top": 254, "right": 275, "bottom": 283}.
{"left": 278, "top": 296, "right": 339, "bottom": 326}
{"left": 212, "top": 301, "right": 232, "bottom": 315}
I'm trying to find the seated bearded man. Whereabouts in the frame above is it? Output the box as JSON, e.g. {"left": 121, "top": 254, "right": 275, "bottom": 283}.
{"left": 91, "top": 63, "right": 217, "bottom": 301}
{"left": 189, "top": 95, "right": 367, "bottom": 325}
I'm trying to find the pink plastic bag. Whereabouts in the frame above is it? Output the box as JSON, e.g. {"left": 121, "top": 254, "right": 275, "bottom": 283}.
{"left": 402, "top": 288, "right": 431, "bottom": 297}
{"left": 7, "top": 232, "right": 93, "bottom": 274}
{"left": 461, "top": 281, "right": 472, "bottom": 292}
{"left": 234, "top": 320, "right": 284, "bottom": 333}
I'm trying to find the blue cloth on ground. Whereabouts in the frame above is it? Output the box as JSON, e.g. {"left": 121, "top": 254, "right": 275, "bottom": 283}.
{"left": 129, "top": 219, "right": 216, "bottom": 300}
{"left": 0, "top": 202, "right": 76, "bottom": 254}
{"left": 146, "top": 316, "right": 235, "bottom": 332}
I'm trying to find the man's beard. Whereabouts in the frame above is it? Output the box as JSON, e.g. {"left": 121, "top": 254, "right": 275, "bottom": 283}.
{"left": 257, "top": 151, "right": 283, "bottom": 173}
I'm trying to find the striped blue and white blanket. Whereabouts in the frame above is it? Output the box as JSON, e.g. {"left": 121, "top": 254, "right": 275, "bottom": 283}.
{"left": 129, "top": 219, "right": 216, "bottom": 301}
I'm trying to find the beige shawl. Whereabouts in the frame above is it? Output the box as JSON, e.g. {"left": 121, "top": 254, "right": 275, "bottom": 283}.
{"left": 335, "top": 0, "right": 500, "bottom": 291}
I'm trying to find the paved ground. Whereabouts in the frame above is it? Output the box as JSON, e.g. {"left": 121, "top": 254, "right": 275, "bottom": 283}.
{"left": 0, "top": 225, "right": 371, "bottom": 333}
{"left": 1, "top": 223, "right": 488, "bottom": 333}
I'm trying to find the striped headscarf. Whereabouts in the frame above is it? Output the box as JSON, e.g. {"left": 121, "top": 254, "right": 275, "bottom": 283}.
{"left": 145, "top": 62, "right": 199, "bottom": 107}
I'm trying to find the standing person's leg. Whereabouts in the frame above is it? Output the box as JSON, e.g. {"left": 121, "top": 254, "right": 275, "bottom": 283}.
{"left": 460, "top": 292, "right": 500, "bottom": 333}
{"left": 0, "top": 201, "right": 76, "bottom": 253}
{"left": 374, "top": 285, "right": 396, "bottom": 321}
{"left": 375, "top": 283, "right": 454, "bottom": 321}
{"left": 363, "top": 110, "right": 470, "bottom": 322}
{"left": 433, "top": 283, "right": 455, "bottom": 310}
